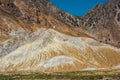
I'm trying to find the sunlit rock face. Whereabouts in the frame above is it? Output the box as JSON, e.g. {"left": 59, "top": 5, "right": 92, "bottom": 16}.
{"left": 0, "top": 29, "right": 120, "bottom": 72}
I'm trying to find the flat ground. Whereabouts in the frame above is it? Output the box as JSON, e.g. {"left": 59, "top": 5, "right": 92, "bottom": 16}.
{"left": 0, "top": 70, "right": 120, "bottom": 80}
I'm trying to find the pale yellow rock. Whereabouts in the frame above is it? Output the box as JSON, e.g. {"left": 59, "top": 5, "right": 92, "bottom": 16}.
{"left": 0, "top": 29, "right": 120, "bottom": 72}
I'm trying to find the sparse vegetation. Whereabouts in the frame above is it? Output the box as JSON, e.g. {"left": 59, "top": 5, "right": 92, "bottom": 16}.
{"left": 0, "top": 70, "right": 120, "bottom": 80}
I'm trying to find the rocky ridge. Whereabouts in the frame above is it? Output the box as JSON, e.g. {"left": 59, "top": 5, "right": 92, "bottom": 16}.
{"left": 80, "top": 0, "right": 120, "bottom": 47}
{"left": 0, "top": 0, "right": 119, "bottom": 48}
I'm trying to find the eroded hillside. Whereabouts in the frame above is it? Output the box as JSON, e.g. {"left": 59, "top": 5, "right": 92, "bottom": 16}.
{"left": 0, "top": 0, "right": 91, "bottom": 57}
{"left": 0, "top": 29, "right": 120, "bottom": 72}
{"left": 0, "top": 0, "right": 119, "bottom": 73}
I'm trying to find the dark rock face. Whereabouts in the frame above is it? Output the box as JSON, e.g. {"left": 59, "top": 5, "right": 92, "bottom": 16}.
{"left": 0, "top": 0, "right": 79, "bottom": 27}
{"left": 117, "top": 12, "right": 120, "bottom": 21}
{"left": 0, "top": 0, "right": 22, "bottom": 16}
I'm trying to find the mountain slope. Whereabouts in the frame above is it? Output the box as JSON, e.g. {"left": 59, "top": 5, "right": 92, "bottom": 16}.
{"left": 80, "top": 0, "right": 120, "bottom": 47}
{"left": 0, "top": 29, "right": 120, "bottom": 72}
{"left": 0, "top": 0, "right": 120, "bottom": 73}
{"left": 0, "top": 0, "right": 119, "bottom": 48}
{"left": 0, "top": 0, "right": 91, "bottom": 57}
{"left": 14, "top": 0, "right": 120, "bottom": 48}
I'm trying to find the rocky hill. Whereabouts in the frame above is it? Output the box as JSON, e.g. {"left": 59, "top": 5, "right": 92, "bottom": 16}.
{"left": 0, "top": 0, "right": 120, "bottom": 72}
{"left": 0, "top": 0, "right": 90, "bottom": 57}
{"left": 0, "top": 29, "right": 120, "bottom": 72}
{"left": 80, "top": 0, "right": 120, "bottom": 47}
